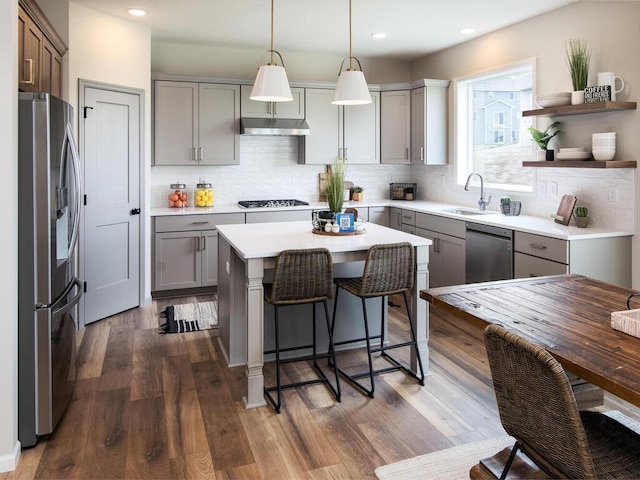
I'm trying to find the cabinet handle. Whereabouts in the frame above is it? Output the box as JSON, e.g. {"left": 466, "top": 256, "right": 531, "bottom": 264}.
{"left": 24, "top": 58, "right": 35, "bottom": 85}
{"left": 190, "top": 221, "right": 209, "bottom": 225}
{"left": 406, "top": 147, "right": 409, "bottom": 160}
{"left": 192, "top": 147, "right": 197, "bottom": 161}
{"left": 195, "top": 237, "right": 200, "bottom": 251}
{"left": 420, "top": 146, "right": 424, "bottom": 161}
{"left": 198, "top": 147, "right": 203, "bottom": 161}
{"left": 338, "top": 147, "right": 343, "bottom": 160}
{"left": 201, "top": 235, "right": 206, "bottom": 251}
{"left": 529, "top": 243, "right": 547, "bottom": 250}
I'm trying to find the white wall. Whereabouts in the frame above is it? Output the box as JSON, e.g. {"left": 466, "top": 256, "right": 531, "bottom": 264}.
{"left": 409, "top": 0, "right": 639, "bottom": 286}
{"left": 0, "top": 0, "right": 20, "bottom": 472}
{"left": 67, "top": 2, "right": 153, "bottom": 301}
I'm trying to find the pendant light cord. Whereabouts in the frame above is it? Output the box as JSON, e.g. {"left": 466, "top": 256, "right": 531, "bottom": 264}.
{"left": 348, "top": 0, "right": 353, "bottom": 69}
{"left": 270, "top": 0, "right": 275, "bottom": 64}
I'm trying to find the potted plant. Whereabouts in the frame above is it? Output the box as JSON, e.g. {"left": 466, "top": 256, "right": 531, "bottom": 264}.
{"left": 324, "top": 157, "right": 347, "bottom": 213}
{"left": 528, "top": 121, "right": 561, "bottom": 161}
{"left": 574, "top": 205, "right": 589, "bottom": 228}
{"left": 566, "top": 38, "right": 591, "bottom": 105}
{"left": 352, "top": 186, "right": 364, "bottom": 201}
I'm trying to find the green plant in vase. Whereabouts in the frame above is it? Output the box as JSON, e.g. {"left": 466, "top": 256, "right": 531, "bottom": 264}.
{"left": 528, "top": 121, "right": 561, "bottom": 160}
{"left": 566, "top": 38, "right": 591, "bottom": 104}
{"left": 352, "top": 185, "right": 364, "bottom": 201}
{"left": 325, "top": 157, "right": 347, "bottom": 213}
{"left": 574, "top": 205, "right": 589, "bottom": 228}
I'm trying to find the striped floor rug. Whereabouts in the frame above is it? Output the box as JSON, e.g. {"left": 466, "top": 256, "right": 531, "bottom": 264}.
{"left": 159, "top": 300, "right": 218, "bottom": 334}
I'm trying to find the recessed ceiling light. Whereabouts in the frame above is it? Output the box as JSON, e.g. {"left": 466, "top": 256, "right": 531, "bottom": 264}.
{"left": 459, "top": 28, "right": 475, "bottom": 35}
{"left": 371, "top": 32, "right": 387, "bottom": 39}
{"left": 127, "top": 8, "right": 147, "bottom": 17}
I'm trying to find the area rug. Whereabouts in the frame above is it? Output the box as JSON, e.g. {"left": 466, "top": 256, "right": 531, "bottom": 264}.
{"left": 375, "top": 435, "right": 514, "bottom": 480}
{"left": 159, "top": 300, "right": 218, "bottom": 334}
{"left": 374, "top": 410, "right": 640, "bottom": 480}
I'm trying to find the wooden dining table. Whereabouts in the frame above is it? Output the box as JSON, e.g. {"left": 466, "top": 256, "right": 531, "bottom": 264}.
{"left": 421, "top": 274, "right": 640, "bottom": 408}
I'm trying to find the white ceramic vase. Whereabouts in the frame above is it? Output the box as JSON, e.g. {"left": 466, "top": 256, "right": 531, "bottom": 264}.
{"left": 571, "top": 90, "right": 585, "bottom": 105}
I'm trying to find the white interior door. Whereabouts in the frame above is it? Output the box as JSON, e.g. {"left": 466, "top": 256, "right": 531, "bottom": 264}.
{"left": 81, "top": 86, "right": 140, "bottom": 324}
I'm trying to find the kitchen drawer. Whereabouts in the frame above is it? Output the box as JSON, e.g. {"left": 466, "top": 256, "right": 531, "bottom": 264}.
{"left": 514, "top": 252, "right": 568, "bottom": 278}
{"left": 514, "top": 231, "right": 568, "bottom": 264}
{"left": 155, "top": 213, "right": 245, "bottom": 232}
{"left": 415, "top": 212, "right": 465, "bottom": 238}
{"left": 400, "top": 209, "right": 415, "bottom": 226}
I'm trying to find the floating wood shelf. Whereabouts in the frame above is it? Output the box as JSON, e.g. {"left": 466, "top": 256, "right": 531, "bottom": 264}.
{"left": 523, "top": 101, "right": 637, "bottom": 117}
{"left": 522, "top": 160, "right": 636, "bottom": 168}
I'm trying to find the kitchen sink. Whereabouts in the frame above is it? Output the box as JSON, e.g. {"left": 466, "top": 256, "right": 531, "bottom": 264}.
{"left": 439, "top": 208, "right": 493, "bottom": 216}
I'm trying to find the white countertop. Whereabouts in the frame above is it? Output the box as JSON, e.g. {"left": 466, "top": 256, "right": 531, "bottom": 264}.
{"left": 216, "top": 221, "right": 431, "bottom": 259}
{"left": 151, "top": 199, "right": 633, "bottom": 241}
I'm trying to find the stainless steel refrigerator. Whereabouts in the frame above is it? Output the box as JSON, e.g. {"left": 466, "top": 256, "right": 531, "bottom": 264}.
{"left": 18, "top": 93, "right": 82, "bottom": 447}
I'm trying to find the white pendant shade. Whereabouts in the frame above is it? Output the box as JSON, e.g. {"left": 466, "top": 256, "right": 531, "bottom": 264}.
{"left": 250, "top": 65, "right": 293, "bottom": 103}
{"left": 332, "top": 70, "right": 372, "bottom": 105}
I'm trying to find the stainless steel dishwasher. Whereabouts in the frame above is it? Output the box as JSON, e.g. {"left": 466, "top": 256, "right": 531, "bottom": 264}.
{"left": 465, "top": 222, "right": 513, "bottom": 283}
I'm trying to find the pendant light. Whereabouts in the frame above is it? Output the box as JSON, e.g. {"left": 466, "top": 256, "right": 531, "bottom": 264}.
{"left": 250, "top": 0, "right": 293, "bottom": 102}
{"left": 332, "top": 0, "right": 372, "bottom": 105}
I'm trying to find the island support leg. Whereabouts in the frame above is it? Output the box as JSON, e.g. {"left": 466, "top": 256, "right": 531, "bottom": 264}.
{"left": 243, "top": 257, "right": 267, "bottom": 409}
{"left": 411, "top": 244, "right": 429, "bottom": 376}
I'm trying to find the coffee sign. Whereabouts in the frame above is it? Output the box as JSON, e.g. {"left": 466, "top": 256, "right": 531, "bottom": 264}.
{"left": 584, "top": 85, "right": 611, "bottom": 103}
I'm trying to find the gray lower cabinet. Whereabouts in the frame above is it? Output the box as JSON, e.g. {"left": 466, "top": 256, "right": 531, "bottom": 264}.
{"left": 415, "top": 213, "right": 465, "bottom": 287}
{"left": 366, "top": 206, "right": 389, "bottom": 227}
{"left": 153, "top": 213, "right": 244, "bottom": 291}
{"left": 514, "top": 231, "right": 632, "bottom": 287}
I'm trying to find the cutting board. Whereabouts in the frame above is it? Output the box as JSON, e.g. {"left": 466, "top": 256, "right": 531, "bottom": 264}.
{"left": 553, "top": 194, "right": 577, "bottom": 225}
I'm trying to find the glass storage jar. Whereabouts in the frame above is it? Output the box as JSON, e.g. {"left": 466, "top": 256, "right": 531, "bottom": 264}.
{"left": 167, "top": 183, "right": 188, "bottom": 208}
{"left": 194, "top": 181, "right": 214, "bottom": 207}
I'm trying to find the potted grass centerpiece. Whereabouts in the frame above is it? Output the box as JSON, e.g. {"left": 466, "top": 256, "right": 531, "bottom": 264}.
{"left": 566, "top": 38, "right": 591, "bottom": 105}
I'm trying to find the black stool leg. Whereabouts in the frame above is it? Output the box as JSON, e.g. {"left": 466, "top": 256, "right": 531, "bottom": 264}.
{"left": 402, "top": 291, "right": 425, "bottom": 384}
{"left": 361, "top": 297, "right": 375, "bottom": 398}
{"left": 264, "top": 305, "right": 282, "bottom": 413}
{"left": 322, "top": 300, "right": 341, "bottom": 401}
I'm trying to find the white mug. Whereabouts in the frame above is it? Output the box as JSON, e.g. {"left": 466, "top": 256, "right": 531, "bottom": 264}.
{"left": 597, "top": 72, "right": 624, "bottom": 101}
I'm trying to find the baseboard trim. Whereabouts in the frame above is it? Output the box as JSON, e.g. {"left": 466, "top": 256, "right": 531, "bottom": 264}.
{"left": 0, "top": 441, "right": 21, "bottom": 473}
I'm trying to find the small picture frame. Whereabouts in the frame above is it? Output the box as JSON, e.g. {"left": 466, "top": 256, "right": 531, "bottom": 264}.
{"left": 584, "top": 85, "right": 611, "bottom": 103}
{"left": 335, "top": 213, "right": 354, "bottom": 231}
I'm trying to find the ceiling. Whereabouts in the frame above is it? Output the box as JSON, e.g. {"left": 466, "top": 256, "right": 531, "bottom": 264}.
{"left": 69, "top": 0, "right": 577, "bottom": 61}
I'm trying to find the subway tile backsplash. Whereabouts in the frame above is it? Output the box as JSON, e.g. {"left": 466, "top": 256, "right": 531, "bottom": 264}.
{"left": 151, "top": 136, "right": 411, "bottom": 207}
{"left": 151, "top": 136, "right": 634, "bottom": 231}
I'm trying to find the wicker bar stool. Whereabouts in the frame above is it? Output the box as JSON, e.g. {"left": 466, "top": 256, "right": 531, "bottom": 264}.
{"left": 331, "top": 242, "right": 424, "bottom": 398}
{"left": 263, "top": 248, "right": 341, "bottom": 413}
{"left": 484, "top": 323, "right": 640, "bottom": 479}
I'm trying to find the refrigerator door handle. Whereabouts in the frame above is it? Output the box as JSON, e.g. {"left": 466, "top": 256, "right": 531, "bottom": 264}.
{"left": 51, "top": 278, "right": 83, "bottom": 318}
{"left": 64, "top": 122, "right": 82, "bottom": 255}
{"left": 38, "top": 277, "right": 81, "bottom": 311}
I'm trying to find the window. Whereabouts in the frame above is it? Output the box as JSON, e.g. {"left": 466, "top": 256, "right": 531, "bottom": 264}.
{"left": 454, "top": 59, "right": 535, "bottom": 193}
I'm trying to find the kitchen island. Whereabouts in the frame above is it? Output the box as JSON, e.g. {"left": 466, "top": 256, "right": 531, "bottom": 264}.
{"left": 216, "top": 220, "right": 431, "bottom": 408}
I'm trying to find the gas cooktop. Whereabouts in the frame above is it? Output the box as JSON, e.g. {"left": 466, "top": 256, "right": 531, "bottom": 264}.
{"left": 238, "top": 199, "right": 310, "bottom": 208}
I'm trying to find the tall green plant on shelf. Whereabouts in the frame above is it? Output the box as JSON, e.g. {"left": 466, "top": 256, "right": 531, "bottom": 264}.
{"left": 566, "top": 38, "right": 591, "bottom": 91}
{"left": 325, "top": 157, "right": 347, "bottom": 213}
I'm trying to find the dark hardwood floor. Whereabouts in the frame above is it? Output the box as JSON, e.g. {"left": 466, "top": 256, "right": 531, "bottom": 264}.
{"left": 5, "top": 294, "right": 639, "bottom": 479}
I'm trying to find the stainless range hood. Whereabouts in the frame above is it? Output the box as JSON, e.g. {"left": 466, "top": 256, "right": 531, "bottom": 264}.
{"left": 240, "top": 118, "right": 310, "bottom": 136}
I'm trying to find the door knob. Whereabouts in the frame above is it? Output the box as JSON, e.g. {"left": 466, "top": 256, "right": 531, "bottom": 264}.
{"left": 130, "top": 208, "right": 141, "bottom": 215}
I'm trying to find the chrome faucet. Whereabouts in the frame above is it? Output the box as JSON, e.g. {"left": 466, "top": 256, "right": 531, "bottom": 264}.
{"left": 464, "top": 172, "right": 492, "bottom": 211}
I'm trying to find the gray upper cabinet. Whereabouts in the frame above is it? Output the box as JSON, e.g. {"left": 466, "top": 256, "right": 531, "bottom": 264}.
{"left": 381, "top": 90, "right": 410, "bottom": 164}
{"left": 300, "top": 88, "right": 380, "bottom": 165}
{"left": 154, "top": 81, "right": 240, "bottom": 165}
{"left": 410, "top": 80, "right": 449, "bottom": 165}
{"left": 240, "top": 85, "right": 305, "bottom": 119}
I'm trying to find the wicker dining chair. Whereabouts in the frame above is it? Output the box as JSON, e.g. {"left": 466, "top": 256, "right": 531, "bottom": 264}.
{"left": 484, "top": 323, "right": 640, "bottom": 479}
{"left": 331, "top": 242, "right": 424, "bottom": 398}
{"left": 263, "top": 248, "right": 341, "bottom": 413}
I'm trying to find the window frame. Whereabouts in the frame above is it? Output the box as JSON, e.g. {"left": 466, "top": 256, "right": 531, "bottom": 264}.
{"left": 453, "top": 57, "right": 537, "bottom": 194}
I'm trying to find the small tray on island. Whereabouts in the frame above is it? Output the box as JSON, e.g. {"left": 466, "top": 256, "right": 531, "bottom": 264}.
{"left": 312, "top": 228, "right": 366, "bottom": 236}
